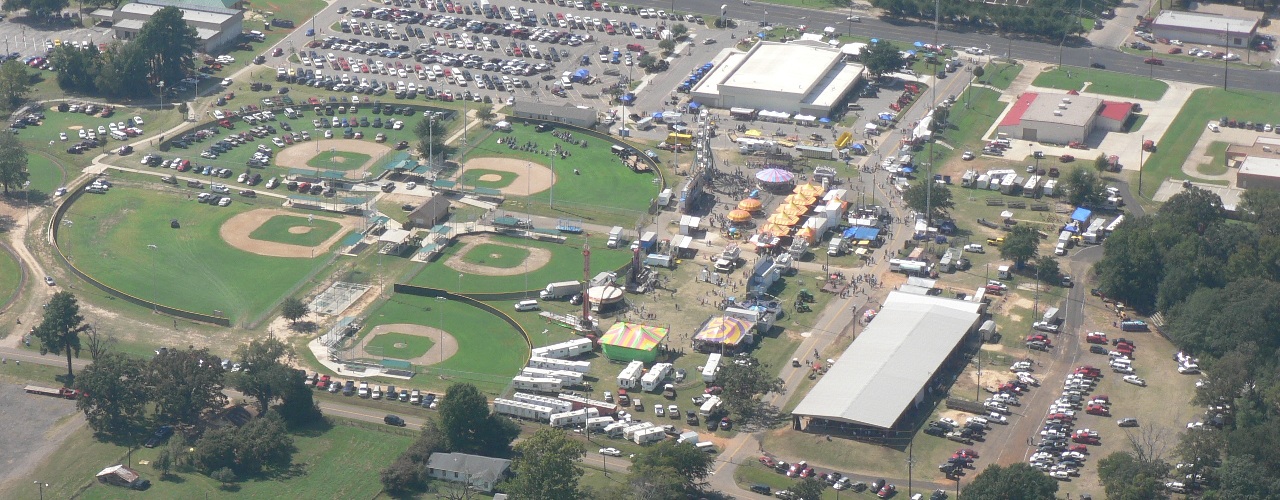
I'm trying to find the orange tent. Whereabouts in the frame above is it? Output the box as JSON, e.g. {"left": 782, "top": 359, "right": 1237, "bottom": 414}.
{"left": 793, "top": 183, "right": 825, "bottom": 197}
{"left": 727, "top": 209, "right": 753, "bottom": 222}
{"left": 767, "top": 213, "right": 800, "bottom": 226}
{"left": 794, "top": 227, "right": 816, "bottom": 244}
{"left": 775, "top": 203, "right": 806, "bottom": 216}
{"left": 737, "top": 198, "right": 763, "bottom": 212}
{"left": 785, "top": 193, "right": 817, "bottom": 206}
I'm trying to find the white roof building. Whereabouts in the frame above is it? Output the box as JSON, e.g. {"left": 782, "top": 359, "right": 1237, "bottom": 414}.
{"left": 792, "top": 292, "right": 982, "bottom": 431}
{"left": 1151, "top": 11, "right": 1258, "bottom": 48}
{"left": 104, "top": 0, "right": 244, "bottom": 53}
{"left": 691, "top": 40, "right": 864, "bottom": 117}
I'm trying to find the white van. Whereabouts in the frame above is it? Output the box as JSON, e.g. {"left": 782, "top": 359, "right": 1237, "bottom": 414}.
{"left": 560, "top": 76, "right": 573, "bottom": 89}
{"left": 515, "top": 300, "right": 540, "bottom": 312}
{"left": 695, "top": 442, "right": 716, "bottom": 453}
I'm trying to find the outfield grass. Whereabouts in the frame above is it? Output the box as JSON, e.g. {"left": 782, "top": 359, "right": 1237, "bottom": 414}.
{"left": 459, "top": 168, "right": 518, "bottom": 188}
{"left": 1032, "top": 67, "right": 1169, "bottom": 100}
{"left": 249, "top": 214, "right": 343, "bottom": 246}
{"left": 411, "top": 234, "right": 633, "bottom": 294}
{"left": 35, "top": 420, "right": 412, "bottom": 500}
{"left": 26, "top": 151, "right": 67, "bottom": 196}
{"left": 60, "top": 183, "right": 332, "bottom": 322}
{"left": 365, "top": 332, "right": 435, "bottom": 360}
{"left": 462, "top": 243, "right": 530, "bottom": 269}
{"left": 0, "top": 244, "right": 21, "bottom": 311}
{"left": 468, "top": 122, "right": 659, "bottom": 219}
{"left": 305, "top": 150, "right": 372, "bottom": 171}
{"left": 1143, "top": 88, "right": 1280, "bottom": 197}
{"left": 360, "top": 293, "right": 528, "bottom": 393}
{"left": 982, "top": 63, "right": 1023, "bottom": 90}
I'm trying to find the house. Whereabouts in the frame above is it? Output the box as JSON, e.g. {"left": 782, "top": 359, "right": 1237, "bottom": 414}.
{"left": 425, "top": 452, "right": 512, "bottom": 492}
{"left": 406, "top": 194, "right": 451, "bottom": 229}
{"left": 96, "top": 465, "right": 151, "bottom": 490}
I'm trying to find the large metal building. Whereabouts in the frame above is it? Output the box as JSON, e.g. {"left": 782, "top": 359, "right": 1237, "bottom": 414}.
{"left": 792, "top": 292, "right": 983, "bottom": 435}
{"left": 690, "top": 40, "right": 864, "bottom": 117}
{"left": 1151, "top": 11, "right": 1258, "bottom": 49}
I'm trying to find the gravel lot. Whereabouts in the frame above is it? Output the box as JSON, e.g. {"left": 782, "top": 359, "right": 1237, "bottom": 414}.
{"left": 0, "top": 382, "right": 83, "bottom": 493}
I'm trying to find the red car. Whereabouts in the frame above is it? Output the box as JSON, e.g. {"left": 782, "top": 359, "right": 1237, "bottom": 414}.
{"left": 1086, "top": 332, "right": 1108, "bottom": 344}
{"left": 877, "top": 484, "right": 896, "bottom": 498}
{"left": 1072, "top": 435, "right": 1100, "bottom": 445}
{"left": 759, "top": 456, "right": 775, "bottom": 467}
{"left": 1086, "top": 405, "right": 1109, "bottom": 416}
{"left": 956, "top": 448, "right": 979, "bottom": 458}
{"left": 1144, "top": 57, "right": 1164, "bottom": 65}
{"left": 1069, "top": 444, "right": 1089, "bottom": 454}
{"left": 1026, "top": 334, "right": 1049, "bottom": 343}
{"left": 316, "top": 374, "right": 331, "bottom": 389}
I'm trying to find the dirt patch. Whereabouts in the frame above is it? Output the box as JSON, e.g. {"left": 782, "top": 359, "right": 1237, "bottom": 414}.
{"left": 0, "top": 383, "right": 85, "bottom": 495}
{"left": 288, "top": 226, "right": 312, "bottom": 234}
{"left": 461, "top": 157, "right": 555, "bottom": 196}
{"left": 274, "top": 139, "right": 392, "bottom": 178}
{"left": 369, "top": 323, "right": 459, "bottom": 366}
{"left": 443, "top": 234, "right": 552, "bottom": 277}
{"left": 220, "top": 208, "right": 363, "bottom": 258}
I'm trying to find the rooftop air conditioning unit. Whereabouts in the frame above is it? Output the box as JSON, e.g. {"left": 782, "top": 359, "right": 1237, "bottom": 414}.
{"left": 1062, "top": 97, "right": 1072, "bottom": 103}
{"left": 1053, "top": 110, "right": 1063, "bottom": 116}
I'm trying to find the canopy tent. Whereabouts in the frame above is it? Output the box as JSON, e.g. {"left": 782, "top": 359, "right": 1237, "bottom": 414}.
{"left": 775, "top": 203, "right": 807, "bottom": 216}
{"left": 767, "top": 213, "right": 801, "bottom": 226}
{"left": 599, "top": 322, "right": 669, "bottom": 362}
{"left": 756, "top": 168, "right": 795, "bottom": 184}
{"left": 785, "top": 193, "right": 817, "bottom": 206}
{"left": 744, "top": 129, "right": 763, "bottom": 137}
{"left": 841, "top": 42, "right": 867, "bottom": 56}
{"left": 794, "top": 226, "right": 816, "bottom": 244}
{"left": 794, "top": 183, "right": 825, "bottom": 197}
{"left": 759, "top": 110, "right": 792, "bottom": 120}
{"left": 758, "top": 223, "right": 791, "bottom": 236}
{"left": 727, "top": 209, "right": 753, "bottom": 222}
{"left": 737, "top": 198, "right": 763, "bottom": 212}
{"left": 794, "top": 114, "right": 818, "bottom": 124}
{"left": 842, "top": 226, "right": 882, "bottom": 240}
{"left": 1071, "top": 207, "right": 1093, "bottom": 223}
{"left": 693, "top": 316, "right": 755, "bottom": 349}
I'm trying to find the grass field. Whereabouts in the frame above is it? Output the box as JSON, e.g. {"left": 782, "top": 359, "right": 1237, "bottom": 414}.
{"left": 26, "top": 151, "right": 67, "bottom": 196}
{"left": 938, "top": 87, "right": 1008, "bottom": 154}
{"left": 0, "top": 244, "right": 21, "bottom": 311}
{"left": 982, "top": 63, "right": 1023, "bottom": 90}
{"left": 462, "top": 243, "right": 530, "bottom": 269}
{"left": 305, "top": 150, "right": 372, "bottom": 171}
{"left": 1142, "top": 88, "right": 1280, "bottom": 197}
{"left": 33, "top": 420, "right": 412, "bottom": 500}
{"left": 248, "top": 214, "right": 344, "bottom": 246}
{"left": 1195, "top": 141, "right": 1230, "bottom": 176}
{"left": 365, "top": 332, "right": 435, "bottom": 360}
{"left": 60, "top": 183, "right": 331, "bottom": 322}
{"left": 360, "top": 293, "right": 528, "bottom": 393}
{"left": 1032, "top": 67, "right": 1169, "bottom": 101}
{"left": 467, "top": 122, "right": 659, "bottom": 220}
{"left": 411, "top": 234, "right": 633, "bottom": 293}
{"left": 459, "top": 168, "right": 518, "bottom": 188}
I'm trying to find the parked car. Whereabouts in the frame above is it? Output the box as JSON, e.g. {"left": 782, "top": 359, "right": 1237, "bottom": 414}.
{"left": 384, "top": 414, "right": 406, "bottom": 426}
{"left": 1118, "top": 417, "right": 1139, "bottom": 427}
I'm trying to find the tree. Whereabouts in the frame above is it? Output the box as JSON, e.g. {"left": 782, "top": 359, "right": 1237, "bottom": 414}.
{"left": 629, "top": 440, "right": 714, "bottom": 493}
{"left": 230, "top": 412, "right": 295, "bottom": 475}
{"left": 210, "top": 467, "right": 237, "bottom": 489}
{"left": 379, "top": 457, "right": 424, "bottom": 493}
{"left": 281, "top": 297, "right": 309, "bottom": 323}
{"left": 972, "top": 65, "right": 985, "bottom": 83}
{"left": 193, "top": 427, "right": 238, "bottom": 473}
{"left": 438, "top": 383, "right": 519, "bottom": 455}
{"left": 627, "top": 463, "right": 684, "bottom": 499}
{"left": 475, "top": 103, "right": 495, "bottom": 124}
{"left": 415, "top": 113, "right": 450, "bottom": 159}
{"left": 1034, "top": 256, "right": 1060, "bottom": 284}
{"left": 999, "top": 225, "right": 1040, "bottom": 267}
{"left": 1094, "top": 216, "right": 1163, "bottom": 312}
{"left": 716, "top": 359, "right": 783, "bottom": 421}
{"left": 902, "top": 179, "right": 954, "bottom": 223}
{"left": 228, "top": 337, "right": 291, "bottom": 413}
{"left": 1166, "top": 278, "right": 1280, "bottom": 358}
{"left": 504, "top": 428, "right": 584, "bottom": 500}
{"left": 381, "top": 418, "right": 446, "bottom": 493}
{"left": 0, "top": 59, "right": 31, "bottom": 109}
{"left": 438, "top": 481, "right": 482, "bottom": 500}
{"left": 52, "top": 43, "right": 100, "bottom": 93}
{"left": 1094, "top": 153, "right": 1110, "bottom": 171}
{"left": 1209, "top": 455, "right": 1280, "bottom": 500}
{"left": 792, "top": 477, "right": 827, "bottom": 500}
{"left": 83, "top": 325, "right": 114, "bottom": 363}
{"left": 134, "top": 6, "right": 199, "bottom": 88}
{"left": 670, "top": 23, "right": 689, "bottom": 39}
{"left": 862, "top": 40, "right": 905, "bottom": 76}
{"left": 658, "top": 38, "right": 676, "bottom": 54}
{"left": 1161, "top": 186, "right": 1224, "bottom": 234}
{"left": 153, "top": 449, "right": 174, "bottom": 479}
{"left": 149, "top": 347, "right": 227, "bottom": 425}
{"left": 1063, "top": 166, "right": 1105, "bottom": 207}
{"left": 1, "top": 0, "right": 69, "bottom": 16}
{"left": 33, "top": 291, "right": 91, "bottom": 384}
{"left": 1097, "top": 451, "right": 1168, "bottom": 500}
{"left": 962, "top": 463, "right": 1058, "bottom": 499}
{"left": 637, "top": 53, "right": 657, "bottom": 69}
{"left": 1240, "top": 188, "right": 1280, "bottom": 236}
{"left": 74, "top": 352, "right": 149, "bottom": 436}
{"left": 0, "top": 131, "right": 29, "bottom": 195}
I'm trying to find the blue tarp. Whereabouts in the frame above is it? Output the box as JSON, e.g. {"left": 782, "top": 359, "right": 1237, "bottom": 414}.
{"left": 620, "top": 93, "right": 636, "bottom": 104}
{"left": 900, "top": 166, "right": 915, "bottom": 173}
{"left": 1071, "top": 207, "right": 1093, "bottom": 222}
{"left": 653, "top": 112, "right": 663, "bottom": 118}
{"left": 842, "top": 227, "right": 881, "bottom": 240}
{"left": 851, "top": 143, "right": 866, "bottom": 151}
{"left": 689, "top": 102, "right": 701, "bottom": 109}
{"left": 818, "top": 117, "right": 831, "bottom": 123}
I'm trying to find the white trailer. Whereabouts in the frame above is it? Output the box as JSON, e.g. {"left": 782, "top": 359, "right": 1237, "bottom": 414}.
{"left": 699, "top": 395, "right": 722, "bottom": 416}
{"left": 1042, "top": 179, "right": 1058, "bottom": 196}
{"left": 528, "top": 356, "right": 592, "bottom": 374}
{"left": 618, "top": 360, "right": 645, "bottom": 389}
{"left": 513, "top": 392, "right": 574, "bottom": 413}
{"left": 522, "top": 367, "right": 585, "bottom": 385}
{"left": 702, "top": 353, "right": 721, "bottom": 383}
{"left": 556, "top": 393, "right": 620, "bottom": 416}
{"left": 604, "top": 421, "right": 629, "bottom": 437}
{"left": 1022, "top": 175, "right": 1041, "bottom": 197}
{"left": 550, "top": 407, "right": 600, "bottom": 427}
{"left": 586, "top": 416, "right": 615, "bottom": 432}
{"left": 492, "top": 398, "right": 555, "bottom": 421}
{"left": 975, "top": 174, "right": 991, "bottom": 190}
{"left": 641, "top": 363, "right": 674, "bottom": 392}
{"left": 633, "top": 426, "right": 668, "bottom": 445}
{"left": 622, "top": 422, "right": 655, "bottom": 440}
{"left": 512, "top": 376, "right": 562, "bottom": 393}
{"left": 531, "top": 338, "right": 594, "bottom": 359}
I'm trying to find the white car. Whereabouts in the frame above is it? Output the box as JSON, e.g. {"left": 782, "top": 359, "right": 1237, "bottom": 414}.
{"left": 1123, "top": 375, "right": 1146, "bottom": 386}
{"left": 599, "top": 447, "right": 622, "bottom": 457}
{"left": 132, "top": 116, "right": 144, "bottom": 125}
{"left": 58, "top": 132, "right": 67, "bottom": 141}
{"left": 1032, "top": 322, "right": 1060, "bottom": 333}
{"left": 938, "top": 417, "right": 958, "bottom": 428}
{"left": 221, "top": 78, "right": 234, "bottom": 86}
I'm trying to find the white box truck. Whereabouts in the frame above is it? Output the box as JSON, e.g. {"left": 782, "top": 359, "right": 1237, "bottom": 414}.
{"left": 702, "top": 353, "right": 722, "bottom": 383}
{"left": 617, "top": 360, "right": 645, "bottom": 389}
{"left": 607, "top": 226, "right": 624, "bottom": 248}
{"left": 827, "top": 237, "right": 845, "bottom": 256}
{"left": 641, "top": 363, "right": 673, "bottom": 392}
{"left": 540, "top": 280, "right": 581, "bottom": 300}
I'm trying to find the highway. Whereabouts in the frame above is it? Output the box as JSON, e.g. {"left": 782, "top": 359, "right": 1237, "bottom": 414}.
{"left": 628, "top": 0, "right": 1277, "bottom": 93}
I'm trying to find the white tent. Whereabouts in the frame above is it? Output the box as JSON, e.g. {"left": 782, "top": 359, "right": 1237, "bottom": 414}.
{"left": 841, "top": 43, "right": 867, "bottom": 56}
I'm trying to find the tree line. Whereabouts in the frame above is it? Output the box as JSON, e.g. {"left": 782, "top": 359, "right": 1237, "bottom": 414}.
{"left": 869, "top": 0, "right": 1114, "bottom": 42}
{"left": 1089, "top": 186, "right": 1280, "bottom": 498}
{"left": 49, "top": 6, "right": 198, "bottom": 99}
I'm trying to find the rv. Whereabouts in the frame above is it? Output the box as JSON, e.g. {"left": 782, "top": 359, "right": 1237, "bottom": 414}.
{"left": 550, "top": 407, "right": 600, "bottom": 428}
{"left": 641, "top": 363, "right": 674, "bottom": 392}
{"left": 513, "top": 392, "right": 574, "bottom": 413}
{"left": 699, "top": 395, "right": 722, "bottom": 416}
{"left": 617, "top": 360, "right": 645, "bottom": 389}
{"left": 703, "top": 353, "right": 722, "bottom": 383}
{"left": 511, "top": 376, "right": 562, "bottom": 393}
{"left": 633, "top": 426, "right": 668, "bottom": 445}
{"left": 585, "top": 416, "right": 615, "bottom": 432}
{"left": 521, "top": 367, "right": 585, "bottom": 385}
{"left": 622, "top": 422, "right": 654, "bottom": 440}
{"left": 527, "top": 356, "right": 592, "bottom": 373}
{"left": 531, "top": 338, "right": 594, "bottom": 359}
{"left": 493, "top": 398, "right": 554, "bottom": 421}
{"left": 604, "top": 421, "right": 629, "bottom": 437}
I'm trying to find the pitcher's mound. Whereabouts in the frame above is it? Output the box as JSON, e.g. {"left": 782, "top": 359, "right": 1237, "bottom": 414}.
{"left": 288, "top": 226, "right": 312, "bottom": 234}
{"left": 478, "top": 174, "right": 502, "bottom": 182}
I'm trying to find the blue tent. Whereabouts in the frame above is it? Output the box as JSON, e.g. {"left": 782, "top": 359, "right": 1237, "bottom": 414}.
{"left": 870, "top": 38, "right": 879, "bottom": 43}
{"left": 914, "top": 41, "right": 924, "bottom": 47}
{"left": 851, "top": 143, "right": 866, "bottom": 151}
{"left": 842, "top": 227, "right": 882, "bottom": 240}
{"left": 900, "top": 166, "right": 915, "bottom": 174}
{"left": 620, "top": 93, "right": 636, "bottom": 105}
{"left": 878, "top": 112, "right": 895, "bottom": 120}
{"left": 688, "top": 102, "right": 701, "bottom": 109}
{"left": 818, "top": 117, "right": 831, "bottom": 123}
{"left": 1071, "top": 207, "right": 1093, "bottom": 222}
{"left": 653, "top": 112, "right": 664, "bottom": 119}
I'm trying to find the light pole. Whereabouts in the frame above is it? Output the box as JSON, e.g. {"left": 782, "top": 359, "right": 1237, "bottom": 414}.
{"left": 157, "top": 80, "right": 164, "bottom": 112}
{"left": 34, "top": 481, "right": 47, "bottom": 500}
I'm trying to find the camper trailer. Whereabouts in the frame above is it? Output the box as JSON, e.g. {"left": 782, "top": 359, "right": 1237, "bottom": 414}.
{"left": 550, "top": 407, "right": 600, "bottom": 428}
{"left": 557, "top": 393, "right": 620, "bottom": 416}
{"left": 493, "top": 399, "right": 555, "bottom": 421}
{"left": 513, "top": 392, "right": 575, "bottom": 413}
{"left": 604, "top": 421, "right": 629, "bottom": 437}
{"left": 699, "top": 395, "right": 722, "bottom": 416}
{"left": 521, "top": 367, "right": 585, "bottom": 385}
{"left": 641, "top": 363, "right": 674, "bottom": 392}
{"left": 586, "top": 416, "right": 615, "bottom": 432}
{"left": 617, "top": 360, "right": 645, "bottom": 389}
{"left": 531, "top": 338, "right": 594, "bottom": 359}
{"left": 528, "top": 356, "right": 592, "bottom": 373}
{"left": 511, "top": 376, "right": 562, "bottom": 393}
{"left": 702, "top": 353, "right": 722, "bottom": 383}
{"left": 633, "top": 426, "right": 668, "bottom": 445}
{"left": 622, "top": 422, "right": 655, "bottom": 440}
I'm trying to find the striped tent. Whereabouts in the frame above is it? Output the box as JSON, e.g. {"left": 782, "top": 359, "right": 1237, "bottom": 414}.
{"left": 599, "top": 322, "right": 669, "bottom": 362}
{"left": 693, "top": 316, "right": 755, "bottom": 349}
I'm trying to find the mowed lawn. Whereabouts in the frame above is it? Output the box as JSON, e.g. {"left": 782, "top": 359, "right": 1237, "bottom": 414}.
{"left": 410, "top": 234, "right": 633, "bottom": 293}
{"left": 306, "top": 150, "right": 372, "bottom": 171}
{"left": 982, "top": 63, "right": 1023, "bottom": 90}
{"left": 37, "top": 421, "right": 412, "bottom": 500}
{"left": 26, "top": 152, "right": 67, "bottom": 195}
{"left": 249, "top": 215, "right": 343, "bottom": 246}
{"left": 0, "top": 245, "right": 20, "bottom": 309}
{"left": 1143, "top": 88, "right": 1280, "bottom": 197}
{"left": 468, "top": 122, "right": 659, "bottom": 215}
{"left": 1032, "top": 67, "right": 1169, "bottom": 100}
{"left": 360, "top": 294, "right": 529, "bottom": 390}
{"left": 938, "top": 87, "right": 1008, "bottom": 151}
{"left": 60, "top": 185, "right": 329, "bottom": 322}
{"left": 365, "top": 332, "right": 435, "bottom": 359}
{"left": 462, "top": 243, "right": 530, "bottom": 268}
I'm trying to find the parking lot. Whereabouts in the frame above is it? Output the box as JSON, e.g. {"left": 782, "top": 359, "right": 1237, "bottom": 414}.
{"left": 0, "top": 14, "right": 115, "bottom": 60}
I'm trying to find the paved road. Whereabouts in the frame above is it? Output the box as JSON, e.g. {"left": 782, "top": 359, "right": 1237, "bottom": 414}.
{"left": 628, "top": 0, "right": 1278, "bottom": 93}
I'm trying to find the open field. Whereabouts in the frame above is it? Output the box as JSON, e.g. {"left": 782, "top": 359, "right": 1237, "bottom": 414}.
{"left": 59, "top": 180, "right": 332, "bottom": 322}
{"left": 1032, "top": 67, "right": 1169, "bottom": 101}
{"left": 939, "top": 87, "right": 1008, "bottom": 154}
{"left": 248, "top": 214, "right": 343, "bottom": 246}
{"left": 1143, "top": 88, "right": 1280, "bottom": 197}
{"left": 0, "top": 244, "right": 20, "bottom": 310}
{"left": 982, "top": 63, "right": 1023, "bottom": 90}
{"left": 28, "top": 419, "right": 411, "bottom": 500}
{"left": 25, "top": 152, "right": 67, "bottom": 196}
{"left": 462, "top": 243, "right": 530, "bottom": 269}
{"left": 411, "top": 234, "right": 632, "bottom": 294}
{"left": 305, "top": 150, "right": 371, "bottom": 171}
{"left": 364, "top": 332, "right": 435, "bottom": 360}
